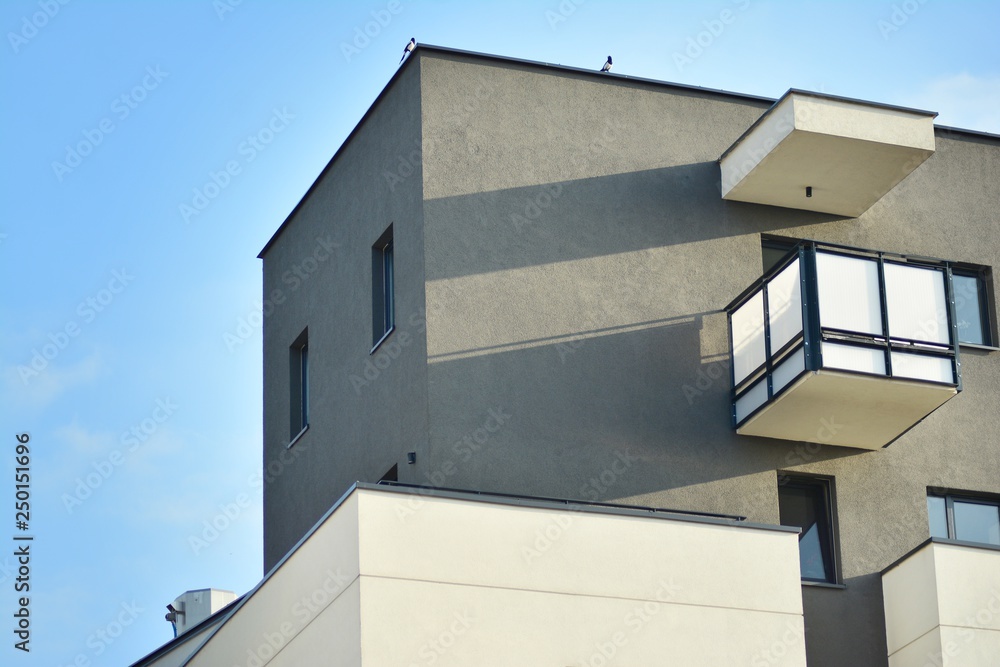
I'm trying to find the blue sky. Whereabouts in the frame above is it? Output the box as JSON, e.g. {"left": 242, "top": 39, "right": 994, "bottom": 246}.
{"left": 1, "top": 0, "right": 998, "bottom": 664}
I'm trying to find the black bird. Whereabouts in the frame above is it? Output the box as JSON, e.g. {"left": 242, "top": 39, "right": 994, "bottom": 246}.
{"left": 600, "top": 55, "right": 612, "bottom": 72}
{"left": 400, "top": 38, "right": 415, "bottom": 64}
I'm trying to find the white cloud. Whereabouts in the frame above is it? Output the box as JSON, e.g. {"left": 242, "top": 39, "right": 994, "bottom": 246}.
{"left": 2, "top": 350, "right": 104, "bottom": 409}
{"left": 54, "top": 419, "right": 116, "bottom": 458}
{"left": 907, "top": 72, "right": 1000, "bottom": 135}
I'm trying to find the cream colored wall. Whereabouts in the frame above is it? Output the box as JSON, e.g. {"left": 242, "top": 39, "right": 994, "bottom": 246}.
{"left": 356, "top": 488, "right": 805, "bottom": 665}
{"left": 183, "top": 486, "right": 805, "bottom": 665}
{"left": 883, "top": 541, "right": 1000, "bottom": 667}
{"left": 185, "top": 492, "right": 361, "bottom": 667}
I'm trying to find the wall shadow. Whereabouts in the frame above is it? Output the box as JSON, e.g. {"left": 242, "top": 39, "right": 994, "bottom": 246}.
{"left": 423, "top": 163, "right": 848, "bottom": 282}
{"left": 424, "top": 310, "right": 858, "bottom": 514}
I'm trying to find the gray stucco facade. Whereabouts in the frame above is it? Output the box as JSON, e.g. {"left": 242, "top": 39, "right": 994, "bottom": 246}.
{"left": 259, "top": 46, "right": 1000, "bottom": 666}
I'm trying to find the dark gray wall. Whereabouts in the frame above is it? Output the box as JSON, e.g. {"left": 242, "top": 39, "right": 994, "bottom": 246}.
{"left": 260, "top": 62, "right": 428, "bottom": 572}
{"left": 261, "top": 48, "right": 1000, "bottom": 666}
{"left": 413, "top": 51, "right": 1000, "bottom": 667}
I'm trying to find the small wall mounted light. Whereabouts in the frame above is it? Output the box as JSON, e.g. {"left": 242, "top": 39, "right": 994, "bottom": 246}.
{"left": 406, "top": 451, "right": 416, "bottom": 464}
{"left": 806, "top": 186, "right": 813, "bottom": 198}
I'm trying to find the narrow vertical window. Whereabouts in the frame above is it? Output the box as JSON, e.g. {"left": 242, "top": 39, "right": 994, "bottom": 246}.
{"left": 289, "top": 329, "right": 308, "bottom": 442}
{"left": 372, "top": 225, "right": 395, "bottom": 350}
{"left": 951, "top": 268, "right": 994, "bottom": 347}
{"left": 778, "top": 475, "right": 839, "bottom": 584}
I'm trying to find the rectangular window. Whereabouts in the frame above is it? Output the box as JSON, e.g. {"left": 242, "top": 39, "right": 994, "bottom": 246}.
{"left": 927, "top": 492, "right": 1000, "bottom": 546}
{"left": 952, "top": 268, "right": 994, "bottom": 347}
{"left": 761, "top": 237, "right": 797, "bottom": 274}
{"left": 778, "top": 475, "right": 839, "bottom": 584}
{"left": 372, "top": 225, "right": 395, "bottom": 350}
{"left": 289, "top": 329, "right": 308, "bottom": 441}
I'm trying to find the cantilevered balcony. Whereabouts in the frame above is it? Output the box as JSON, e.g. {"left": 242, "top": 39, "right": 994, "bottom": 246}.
{"left": 726, "top": 241, "right": 962, "bottom": 449}
{"left": 720, "top": 90, "right": 936, "bottom": 217}
{"left": 882, "top": 539, "right": 1000, "bottom": 666}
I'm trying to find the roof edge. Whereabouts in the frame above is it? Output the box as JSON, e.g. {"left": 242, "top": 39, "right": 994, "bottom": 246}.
{"left": 719, "top": 87, "right": 939, "bottom": 162}
{"left": 257, "top": 44, "right": 998, "bottom": 259}
{"left": 257, "top": 43, "right": 779, "bottom": 259}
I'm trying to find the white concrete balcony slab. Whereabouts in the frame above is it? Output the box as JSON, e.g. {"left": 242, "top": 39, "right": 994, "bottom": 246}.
{"left": 727, "top": 242, "right": 961, "bottom": 449}
{"left": 882, "top": 539, "right": 1000, "bottom": 667}
{"left": 720, "top": 90, "right": 936, "bottom": 217}
{"left": 177, "top": 483, "right": 806, "bottom": 667}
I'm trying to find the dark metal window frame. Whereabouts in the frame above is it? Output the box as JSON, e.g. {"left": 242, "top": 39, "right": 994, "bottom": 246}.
{"left": 289, "top": 328, "right": 309, "bottom": 443}
{"left": 928, "top": 490, "right": 1000, "bottom": 545}
{"left": 728, "top": 238, "right": 971, "bottom": 429}
{"left": 950, "top": 264, "right": 997, "bottom": 348}
{"left": 778, "top": 473, "right": 841, "bottom": 585}
{"left": 371, "top": 225, "right": 395, "bottom": 352}
{"left": 761, "top": 235, "right": 996, "bottom": 350}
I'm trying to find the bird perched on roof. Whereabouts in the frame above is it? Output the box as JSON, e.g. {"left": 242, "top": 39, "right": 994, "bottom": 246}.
{"left": 600, "top": 56, "right": 613, "bottom": 72}
{"left": 400, "top": 38, "right": 416, "bottom": 64}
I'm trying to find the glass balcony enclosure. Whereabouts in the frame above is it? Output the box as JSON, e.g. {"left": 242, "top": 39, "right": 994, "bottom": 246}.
{"left": 726, "top": 241, "right": 961, "bottom": 449}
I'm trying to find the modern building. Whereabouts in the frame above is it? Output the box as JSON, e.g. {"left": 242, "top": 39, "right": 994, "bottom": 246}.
{"left": 132, "top": 45, "right": 1000, "bottom": 667}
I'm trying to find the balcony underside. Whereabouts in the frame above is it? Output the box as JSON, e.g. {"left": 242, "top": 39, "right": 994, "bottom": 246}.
{"left": 737, "top": 370, "right": 957, "bottom": 449}
{"left": 720, "top": 90, "right": 936, "bottom": 217}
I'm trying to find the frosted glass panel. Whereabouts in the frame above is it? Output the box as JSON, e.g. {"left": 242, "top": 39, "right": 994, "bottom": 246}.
{"left": 732, "top": 291, "right": 766, "bottom": 385}
{"left": 772, "top": 347, "right": 805, "bottom": 393}
{"left": 816, "top": 252, "right": 882, "bottom": 335}
{"left": 822, "top": 342, "right": 886, "bottom": 375}
{"left": 891, "top": 352, "right": 954, "bottom": 383}
{"left": 768, "top": 258, "right": 802, "bottom": 352}
{"left": 735, "top": 380, "right": 768, "bottom": 424}
{"left": 884, "top": 263, "right": 949, "bottom": 345}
